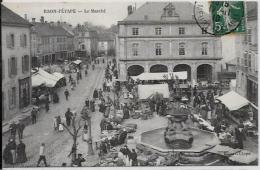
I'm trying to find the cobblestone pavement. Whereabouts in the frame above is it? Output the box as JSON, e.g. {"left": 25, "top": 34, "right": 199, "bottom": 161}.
{"left": 2, "top": 63, "right": 106, "bottom": 167}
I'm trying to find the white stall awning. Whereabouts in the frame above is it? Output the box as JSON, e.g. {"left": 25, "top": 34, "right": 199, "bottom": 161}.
{"left": 31, "top": 74, "right": 46, "bottom": 87}
{"left": 72, "top": 59, "right": 82, "bottom": 65}
{"left": 52, "top": 72, "right": 65, "bottom": 79}
{"left": 131, "top": 71, "right": 187, "bottom": 81}
{"left": 32, "top": 69, "right": 59, "bottom": 88}
{"left": 138, "top": 84, "right": 170, "bottom": 100}
{"left": 217, "top": 91, "right": 250, "bottom": 111}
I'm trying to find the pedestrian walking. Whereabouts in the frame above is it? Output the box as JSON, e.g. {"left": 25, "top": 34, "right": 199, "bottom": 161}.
{"left": 17, "top": 120, "right": 25, "bottom": 140}
{"left": 64, "top": 89, "right": 70, "bottom": 100}
{"left": 85, "top": 98, "right": 90, "bottom": 108}
{"left": 65, "top": 108, "right": 73, "bottom": 126}
{"left": 45, "top": 99, "right": 49, "bottom": 112}
{"left": 16, "top": 140, "right": 27, "bottom": 163}
{"left": 37, "top": 143, "right": 48, "bottom": 167}
{"left": 69, "top": 74, "right": 72, "bottom": 83}
{"left": 130, "top": 149, "right": 138, "bottom": 166}
{"left": 31, "top": 107, "right": 37, "bottom": 124}
{"left": 85, "top": 69, "right": 88, "bottom": 77}
{"left": 79, "top": 71, "right": 82, "bottom": 80}
{"left": 74, "top": 154, "right": 86, "bottom": 167}
{"left": 93, "top": 89, "right": 98, "bottom": 100}
{"left": 9, "top": 121, "right": 17, "bottom": 138}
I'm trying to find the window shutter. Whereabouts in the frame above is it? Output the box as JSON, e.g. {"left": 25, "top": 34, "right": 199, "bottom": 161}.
{"left": 6, "top": 34, "right": 10, "bottom": 48}
{"left": 8, "top": 89, "right": 11, "bottom": 109}
{"left": 2, "top": 60, "right": 4, "bottom": 79}
{"left": 8, "top": 58, "right": 11, "bottom": 77}
{"left": 13, "top": 88, "right": 16, "bottom": 106}
{"left": 20, "top": 34, "right": 23, "bottom": 47}
{"left": 22, "top": 56, "right": 25, "bottom": 73}
{"left": 14, "top": 57, "right": 17, "bottom": 75}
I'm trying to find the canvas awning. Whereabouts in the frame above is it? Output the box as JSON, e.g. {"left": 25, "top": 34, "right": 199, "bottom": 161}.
{"left": 52, "top": 72, "right": 65, "bottom": 80}
{"left": 31, "top": 74, "right": 46, "bottom": 87}
{"left": 138, "top": 84, "right": 170, "bottom": 100}
{"left": 131, "top": 71, "right": 187, "bottom": 81}
{"left": 32, "top": 68, "right": 59, "bottom": 88}
{"left": 72, "top": 59, "right": 82, "bottom": 65}
{"left": 216, "top": 91, "right": 250, "bottom": 111}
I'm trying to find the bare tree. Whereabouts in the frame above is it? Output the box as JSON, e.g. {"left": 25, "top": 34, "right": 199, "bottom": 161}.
{"left": 62, "top": 115, "right": 83, "bottom": 163}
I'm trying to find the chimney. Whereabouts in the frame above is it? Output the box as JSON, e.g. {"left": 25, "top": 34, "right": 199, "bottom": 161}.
{"left": 50, "top": 21, "right": 54, "bottom": 26}
{"left": 40, "top": 16, "right": 44, "bottom": 23}
{"left": 45, "top": 21, "right": 48, "bottom": 23}
{"left": 24, "top": 14, "right": 27, "bottom": 20}
{"left": 127, "top": 5, "right": 133, "bottom": 15}
{"left": 69, "top": 24, "right": 72, "bottom": 28}
{"left": 57, "top": 21, "right": 60, "bottom": 25}
{"left": 32, "top": 18, "right": 36, "bottom": 23}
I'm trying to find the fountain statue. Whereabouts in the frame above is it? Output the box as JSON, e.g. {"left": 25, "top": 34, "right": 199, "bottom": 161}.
{"left": 164, "top": 105, "right": 194, "bottom": 149}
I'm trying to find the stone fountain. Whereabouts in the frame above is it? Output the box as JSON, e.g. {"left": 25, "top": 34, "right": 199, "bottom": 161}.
{"left": 136, "top": 104, "right": 221, "bottom": 165}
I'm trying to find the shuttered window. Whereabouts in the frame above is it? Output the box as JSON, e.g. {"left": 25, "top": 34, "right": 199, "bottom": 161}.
{"left": 9, "top": 87, "right": 16, "bottom": 109}
{"left": 22, "top": 55, "right": 29, "bottom": 73}
{"left": 9, "top": 56, "right": 17, "bottom": 77}
{"left": 6, "top": 34, "right": 15, "bottom": 48}
{"left": 2, "top": 59, "right": 4, "bottom": 80}
{"left": 20, "top": 34, "right": 27, "bottom": 47}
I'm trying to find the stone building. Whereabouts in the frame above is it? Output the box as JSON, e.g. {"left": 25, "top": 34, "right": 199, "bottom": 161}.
{"left": 73, "top": 24, "right": 98, "bottom": 62}
{"left": 98, "top": 32, "right": 116, "bottom": 56}
{"left": 117, "top": 2, "right": 222, "bottom": 83}
{"left": 30, "top": 17, "right": 75, "bottom": 67}
{"left": 2, "top": 5, "right": 32, "bottom": 120}
{"left": 235, "top": 2, "right": 258, "bottom": 106}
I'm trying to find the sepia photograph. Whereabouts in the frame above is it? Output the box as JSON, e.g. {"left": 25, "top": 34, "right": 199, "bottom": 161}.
{"left": 1, "top": 0, "right": 259, "bottom": 168}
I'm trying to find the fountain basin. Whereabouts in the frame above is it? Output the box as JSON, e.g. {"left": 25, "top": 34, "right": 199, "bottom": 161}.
{"left": 137, "top": 127, "right": 221, "bottom": 164}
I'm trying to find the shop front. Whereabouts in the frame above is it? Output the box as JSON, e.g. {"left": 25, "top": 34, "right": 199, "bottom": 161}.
{"left": 19, "top": 77, "right": 31, "bottom": 109}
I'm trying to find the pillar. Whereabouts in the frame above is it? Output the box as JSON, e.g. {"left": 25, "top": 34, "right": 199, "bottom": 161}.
{"left": 191, "top": 64, "right": 197, "bottom": 85}
{"left": 119, "top": 62, "right": 127, "bottom": 80}
{"left": 144, "top": 63, "right": 149, "bottom": 73}
{"left": 168, "top": 64, "right": 173, "bottom": 72}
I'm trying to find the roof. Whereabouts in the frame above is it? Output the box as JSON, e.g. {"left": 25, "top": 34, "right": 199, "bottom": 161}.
{"left": 98, "top": 32, "right": 116, "bottom": 41}
{"left": 1, "top": 4, "right": 31, "bottom": 27}
{"left": 138, "top": 84, "right": 170, "bottom": 99}
{"left": 216, "top": 91, "right": 249, "bottom": 111}
{"left": 32, "top": 22, "right": 72, "bottom": 37}
{"left": 121, "top": 2, "right": 197, "bottom": 23}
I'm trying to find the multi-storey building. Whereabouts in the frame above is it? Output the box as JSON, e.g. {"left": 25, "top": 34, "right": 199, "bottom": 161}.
{"left": 30, "top": 17, "right": 74, "bottom": 67}
{"left": 73, "top": 24, "right": 98, "bottom": 62}
{"left": 117, "top": 2, "right": 222, "bottom": 83}
{"left": 235, "top": 2, "right": 258, "bottom": 106}
{"left": 98, "top": 32, "right": 116, "bottom": 56}
{"left": 2, "top": 5, "right": 32, "bottom": 120}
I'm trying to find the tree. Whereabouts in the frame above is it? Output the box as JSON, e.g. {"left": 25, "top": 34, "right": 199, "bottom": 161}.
{"left": 62, "top": 115, "right": 83, "bottom": 163}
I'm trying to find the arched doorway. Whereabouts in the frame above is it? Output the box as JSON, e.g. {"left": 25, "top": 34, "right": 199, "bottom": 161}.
{"left": 127, "top": 65, "right": 144, "bottom": 76}
{"left": 150, "top": 64, "right": 168, "bottom": 73}
{"left": 197, "top": 64, "right": 213, "bottom": 83}
{"left": 173, "top": 64, "right": 191, "bottom": 81}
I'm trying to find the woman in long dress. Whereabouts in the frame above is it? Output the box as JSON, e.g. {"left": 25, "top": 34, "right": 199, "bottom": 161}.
{"left": 16, "top": 140, "right": 27, "bottom": 163}
{"left": 3, "top": 144, "right": 13, "bottom": 164}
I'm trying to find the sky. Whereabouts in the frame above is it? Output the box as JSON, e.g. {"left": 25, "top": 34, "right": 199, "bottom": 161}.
{"left": 2, "top": 0, "right": 144, "bottom": 28}
{"left": 2, "top": 0, "right": 238, "bottom": 62}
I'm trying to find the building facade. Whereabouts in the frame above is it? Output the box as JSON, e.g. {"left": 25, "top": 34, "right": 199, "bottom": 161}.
{"left": 98, "top": 32, "right": 116, "bottom": 56}
{"left": 117, "top": 2, "right": 222, "bottom": 83}
{"left": 73, "top": 24, "right": 98, "bottom": 61}
{"left": 2, "top": 5, "right": 32, "bottom": 120}
{"left": 30, "top": 17, "right": 75, "bottom": 67}
{"left": 235, "top": 2, "right": 258, "bottom": 106}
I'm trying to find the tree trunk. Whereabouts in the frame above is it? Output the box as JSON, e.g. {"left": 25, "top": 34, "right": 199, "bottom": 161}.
{"left": 87, "top": 117, "right": 94, "bottom": 155}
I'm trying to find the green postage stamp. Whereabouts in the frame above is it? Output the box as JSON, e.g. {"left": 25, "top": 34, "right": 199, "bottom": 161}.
{"left": 211, "top": 1, "right": 246, "bottom": 35}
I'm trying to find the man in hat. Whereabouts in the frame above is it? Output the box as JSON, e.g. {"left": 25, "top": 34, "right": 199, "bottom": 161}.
{"left": 16, "top": 120, "right": 25, "bottom": 140}
{"left": 64, "top": 89, "right": 70, "bottom": 101}
{"left": 9, "top": 121, "right": 17, "bottom": 138}
{"left": 37, "top": 143, "right": 48, "bottom": 167}
{"left": 65, "top": 108, "right": 73, "bottom": 127}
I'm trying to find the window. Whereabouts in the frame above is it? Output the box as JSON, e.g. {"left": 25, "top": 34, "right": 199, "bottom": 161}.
{"left": 9, "top": 87, "right": 16, "bottom": 108}
{"left": 247, "top": 28, "right": 252, "bottom": 44}
{"left": 2, "top": 60, "right": 4, "bottom": 80}
{"left": 179, "top": 27, "right": 185, "bottom": 35}
{"left": 6, "top": 33, "right": 15, "bottom": 48}
{"left": 132, "top": 28, "right": 139, "bottom": 35}
{"left": 179, "top": 43, "right": 185, "bottom": 55}
{"left": 8, "top": 57, "right": 17, "bottom": 77}
{"left": 155, "top": 27, "right": 162, "bottom": 35}
{"left": 155, "top": 43, "right": 162, "bottom": 55}
{"left": 22, "top": 55, "right": 29, "bottom": 73}
{"left": 237, "top": 57, "right": 240, "bottom": 66}
{"left": 20, "top": 34, "right": 27, "bottom": 47}
{"left": 132, "top": 43, "right": 139, "bottom": 56}
{"left": 202, "top": 42, "right": 208, "bottom": 55}
{"left": 244, "top": 51, "right": 248, "bottom": 67}
{"left": 248, "top": 52, "right": 251, "bottom": 68}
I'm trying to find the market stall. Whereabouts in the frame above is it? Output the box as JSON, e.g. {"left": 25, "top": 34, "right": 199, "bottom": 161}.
{"left": 137, "top": 84, "right": 170, "bottom": 100}
{"left": 52, "top": 72, "right": 66, "bottom": 87}
{"left": 131, "top": 71, "right": 187, "bottom": 81}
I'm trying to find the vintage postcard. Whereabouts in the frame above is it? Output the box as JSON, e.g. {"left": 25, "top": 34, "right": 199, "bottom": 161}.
{"left": 1, "top": 0, "right": 259, "bottom": 169}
